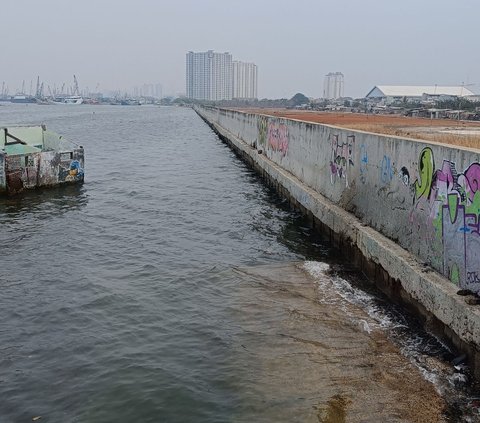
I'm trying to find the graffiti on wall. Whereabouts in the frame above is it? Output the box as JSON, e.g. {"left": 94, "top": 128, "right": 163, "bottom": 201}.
{"left": 414, "top": 148, "right": 435, "bottom": 201}
{"left": 329, "top": 134, "right": 355, "bottom": 187}
{"left": 380, "top": 155, "right": 395, "bottom": 185}
{"left": 59, "top": 160, "right": 84, "bottom": 182}
{"left": 359, "top": 144, "right": 368, "bottom": 184}
{"left": 412, "top": 146, "right": 480, "bottom": 291}
{"left": 257, "top": 116, "right": 268, "bottom": 148}
{"left": 378, "top": 154, "right": 410, "bottom": 187}
{"left": 267, "top": 122, "right": 289, "bottom": 156}
{"left": 399, "top": 167, "right": 410, "bottom": 186}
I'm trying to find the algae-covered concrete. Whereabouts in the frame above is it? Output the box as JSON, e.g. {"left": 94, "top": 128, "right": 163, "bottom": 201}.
{"left": 195, "top": 105, "right": 480, "bottom": 375}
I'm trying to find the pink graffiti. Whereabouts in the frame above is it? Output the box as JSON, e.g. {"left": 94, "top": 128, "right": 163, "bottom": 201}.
{"left": 427, "top": 159, "right": 480, "bottom": 290}
{"left": 464, "top": 163, "right": 480, "bottom": 202}
{"left": 434, "top": 160, "right": 480, "bottom": 203}
{"left": 267, "top": 123, "right": 289, "bottom": 156}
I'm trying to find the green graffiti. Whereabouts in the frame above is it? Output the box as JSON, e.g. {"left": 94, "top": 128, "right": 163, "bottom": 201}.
{"left": 466, "top": 190, "right": 480, "bottom": 216}
{"left": 432, "top": 211, "right": 442, "bottom": 238}
{"left": 257, "top": 116, "right": 268, "bottom": 147}
{"left": 450, "top": 263, "right": 460, "bottom": 285}
{"left": 415, "top": 147, "right": 434, "bottom": 201}
{"left": 447, "top": 194, "right": 459, "bottom": 223}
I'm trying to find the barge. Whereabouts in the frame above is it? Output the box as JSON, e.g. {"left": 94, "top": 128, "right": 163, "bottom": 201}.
{"left": 0, "top": 125, "right": 84, "bottom": 195}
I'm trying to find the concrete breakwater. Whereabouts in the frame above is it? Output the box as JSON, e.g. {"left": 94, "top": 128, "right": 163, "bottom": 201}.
{"left": 195, "top": 105, "right": 480, "bottom": 378}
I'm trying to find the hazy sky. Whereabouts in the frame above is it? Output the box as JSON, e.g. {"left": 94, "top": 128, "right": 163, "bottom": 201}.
{"left": 1, "top": 0, "right": 479, "bottom": 98}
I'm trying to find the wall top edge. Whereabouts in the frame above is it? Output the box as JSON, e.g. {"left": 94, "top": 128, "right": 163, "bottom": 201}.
{"left": 200, "top": 106, "right": 480, "bottom": 154}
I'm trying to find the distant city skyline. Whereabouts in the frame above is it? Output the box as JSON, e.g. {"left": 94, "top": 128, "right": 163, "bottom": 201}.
{"left": 0, "top": 1, "right": 479, "bottom": 99}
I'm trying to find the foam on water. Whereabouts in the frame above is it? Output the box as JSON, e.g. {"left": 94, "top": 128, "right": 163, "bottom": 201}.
{"left": 303, "top": 260, "right": 480, "bottom": 419}
{"left": 303, "top": 261, "right": 399, "bottom": 331}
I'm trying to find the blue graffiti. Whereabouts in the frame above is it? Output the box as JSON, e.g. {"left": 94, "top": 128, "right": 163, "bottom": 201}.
{"left": 360, "top": 144, "right": 368, "bottom": 183}
{"left": 60, "top": 160, "right": 84, "bottom": 182}
{"left": 380, "top": 155, "right": 394, "bottom": 184}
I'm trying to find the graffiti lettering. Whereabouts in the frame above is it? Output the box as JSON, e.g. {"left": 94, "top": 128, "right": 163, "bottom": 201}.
{"left": 467, "top": 271, "right": 480, "bottom": 284}
{"left": 267, "top": 122, "right": 289, "bottom": 156}
{"left": 329, "top": 134, "right": 355, "bottom": 187}
{"left": 413, "top": 149, "right": 480, "bottom": 292}
{"left": 380, "top": 155, "right": 394, "bottom": 185}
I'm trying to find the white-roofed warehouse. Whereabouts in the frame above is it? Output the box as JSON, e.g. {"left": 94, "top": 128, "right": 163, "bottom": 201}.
{"left": 365, "top": 85, "right": 474, "bottom": 104}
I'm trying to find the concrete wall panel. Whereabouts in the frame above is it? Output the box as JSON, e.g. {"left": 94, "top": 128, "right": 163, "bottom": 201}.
{"left": 199, "top": 106, "right": 480, "bottom": 293}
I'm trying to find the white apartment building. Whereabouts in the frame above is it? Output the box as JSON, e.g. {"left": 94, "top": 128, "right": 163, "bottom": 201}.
{"left": 323, "top": 72, "right": 344, "bottom": 99}
{"left": 232, "top": 61, "right": 258, "bottom": 100}
{"left": 186, "top": 50, "right": 233, "bottom": 101}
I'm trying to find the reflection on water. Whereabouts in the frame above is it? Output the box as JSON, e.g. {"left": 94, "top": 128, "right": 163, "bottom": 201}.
{"left": 0, "top": 184, "right": 88, "bottom": 216}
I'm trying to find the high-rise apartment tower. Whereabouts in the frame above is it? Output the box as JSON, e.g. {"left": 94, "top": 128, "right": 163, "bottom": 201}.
{"left": 232, "top": 61, "right": 258, "bottom": 100}
{"left": 323, "top": 72, "right": 344, "bottom": 99}
{"left": 186, "top": 50, "right": 233, "bottom": 101}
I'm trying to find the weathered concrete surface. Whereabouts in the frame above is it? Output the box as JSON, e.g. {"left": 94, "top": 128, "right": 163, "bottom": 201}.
{"left": 195, "top": 106, "right": 480, "bottom": 377}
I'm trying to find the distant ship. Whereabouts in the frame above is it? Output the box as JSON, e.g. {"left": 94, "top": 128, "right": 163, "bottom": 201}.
{"left": 120, "top": 98, "right": 141, "bottom": 106}
{"left": 52, "top": 75, "right": 84, "bottom": 105}
{"left": 53, "top": 95, "right": 84, "bottom": 105}
{"left": 10, "top": 94, "right": 36, "bottom": 104}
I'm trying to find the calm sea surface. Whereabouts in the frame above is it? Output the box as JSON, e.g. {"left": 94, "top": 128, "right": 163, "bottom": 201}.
{"left": 0, "top": 104, "right": 478, "bottom": 422}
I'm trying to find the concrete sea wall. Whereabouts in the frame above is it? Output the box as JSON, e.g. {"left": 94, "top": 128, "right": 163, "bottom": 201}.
{"left": 195, "top": 105, "right": 480, "bottom": 375}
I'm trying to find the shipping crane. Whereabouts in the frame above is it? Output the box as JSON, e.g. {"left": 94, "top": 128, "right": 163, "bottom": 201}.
{"left": 73, "top": 75, "right": 79, "bottom": 96}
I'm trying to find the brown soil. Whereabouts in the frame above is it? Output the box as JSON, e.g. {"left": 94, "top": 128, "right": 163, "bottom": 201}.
{"left": 241, "top": 108, "right": 480, "bottom": 149}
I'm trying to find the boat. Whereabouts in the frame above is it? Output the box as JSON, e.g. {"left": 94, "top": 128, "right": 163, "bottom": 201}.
{"left": 120, "top": 98, "right": 141, "bottom": 106}
{"left": 0, "top": 125, "right": 84, "bottom": 195}
{"left": 53, "top": 95, "right": 84, "bottom": 105}
{"left": 10, "top": 94, "right": 36, "bottom": 104}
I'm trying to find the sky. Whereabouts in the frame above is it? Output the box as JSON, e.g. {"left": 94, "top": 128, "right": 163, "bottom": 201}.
{"left": 1, "top": 0, "right": 479, "bottom": 99}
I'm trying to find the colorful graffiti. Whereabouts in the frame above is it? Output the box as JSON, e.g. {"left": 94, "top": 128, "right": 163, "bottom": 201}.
{"left": 378, "top": 154, "right": 410, "bottom": 187}
{"left": 415, "top": 147, "right": 435, "bottom": 201}
{"left": 59, "top": 160, "right": 84, "bottom": 182}
{"left": 267, "top": 122, "right": 289, "bottom": 156}
{"left": 257, "top": 116, "right": 268, "bottom": 148}
{"left": 329, "top": 134, "right": 355, "bottom": 187}
{"left": 412, "top": 146, "right": 480, "bottom": 291}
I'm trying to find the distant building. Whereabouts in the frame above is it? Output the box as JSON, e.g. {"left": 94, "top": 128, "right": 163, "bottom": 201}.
{"left": 323, "top": 72, "right": 344, "bottom": 99}
{"left": 186, "top": 50, "right": 233, "bottom": 101}
{"left": 365, "top": 85, "right": 475, "bottom": 104}
{"left": 232, "top": 61, "right": 258, "bottom": 100}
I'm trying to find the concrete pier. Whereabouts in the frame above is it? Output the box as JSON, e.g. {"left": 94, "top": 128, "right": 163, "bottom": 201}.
{"left": 195, "top": 105, "right": 480, "bottom": 378}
